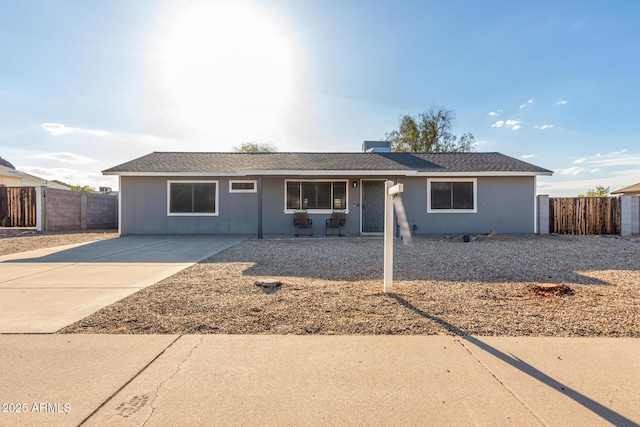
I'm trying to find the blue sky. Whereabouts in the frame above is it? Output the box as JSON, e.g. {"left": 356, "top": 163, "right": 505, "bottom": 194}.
{"left": 1, "top": 0, "right": 639, "bottom": 195}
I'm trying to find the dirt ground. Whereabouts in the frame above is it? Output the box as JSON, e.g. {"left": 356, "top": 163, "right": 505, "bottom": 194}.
{"left": 0, "top": 229, "right": 117, "bottom": 256}
{"left": 60, "top": 234, "right": 640, "bottom": 337}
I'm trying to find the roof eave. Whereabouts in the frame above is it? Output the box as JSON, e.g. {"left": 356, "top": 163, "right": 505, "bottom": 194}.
{"left": 104, "top": 170, "right": 553, "bottom": 177}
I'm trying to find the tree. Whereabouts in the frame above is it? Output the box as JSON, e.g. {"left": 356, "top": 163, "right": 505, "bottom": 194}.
{"left": 69, "top": 185, "right": 95, "bottom": 192}
{"left": 385, "top": 106, "right": 476, "bottom": 153}
{"left": 577, "top": 185, "right": 610, "bottom": 198}
{"left": 232, "top": 142, "right": 277, "bottom": 153}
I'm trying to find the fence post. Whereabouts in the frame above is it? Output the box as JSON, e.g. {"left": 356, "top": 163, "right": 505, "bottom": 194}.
{"left": 537, "top": 195, "right": 549, "bottom": 234}
{"left": 621, "top": 196, "right": 632, "bottom": 237}
{"left": 80, "top": 192, "right": 88, "bottom": 230}
{"left": 36, "top": 186, "right": 44, "bottom": 231}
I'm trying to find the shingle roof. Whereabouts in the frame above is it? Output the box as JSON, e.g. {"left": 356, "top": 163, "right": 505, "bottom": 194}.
{"left": 611, "top": 182, "right": 640, "bottom": 195}
{"left": 103, "top": 152, "right": 552, "bottom": 175}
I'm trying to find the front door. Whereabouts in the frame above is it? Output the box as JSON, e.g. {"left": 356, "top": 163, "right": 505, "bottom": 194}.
{"left": 361, "top": 180, "right": 385, "bottom": 233}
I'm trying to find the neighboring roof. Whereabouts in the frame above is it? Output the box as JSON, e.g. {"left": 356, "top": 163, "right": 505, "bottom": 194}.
{"left": 0, "top": 164, "right": 43, "bottom": 183}
{"left": 611, "top": 182, "right": 640, "bottom": 195}
{"left": 0, "top": 164, "right": 71, "bottom": 189}
{"left": 103, "top": 152, "right": 553, "bottom": 177}
{"left": 0, "top": 156, "right": 15, "bottom": 169}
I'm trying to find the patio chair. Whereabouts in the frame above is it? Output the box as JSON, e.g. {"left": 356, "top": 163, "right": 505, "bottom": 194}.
{"left": 294, "top": 210, "right": 313, "bottom": 236}
{"left": 325, "top": 211, "right": 345, "bottom": 236}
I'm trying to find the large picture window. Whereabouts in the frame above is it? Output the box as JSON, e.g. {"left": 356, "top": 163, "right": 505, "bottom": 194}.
{"left": 167, "top": 180, "right": 218, "bottom": 216}
{"left": 285, "top": 180, "right": 348, "bottom": 212}
{"left": 427, "top": 179, "right": 476, "bottom": 213}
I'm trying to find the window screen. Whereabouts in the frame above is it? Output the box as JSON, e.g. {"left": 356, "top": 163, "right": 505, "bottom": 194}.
{"left": 332, "top": 182, "right": 347, "bottom": 209}
{"left": 169, "top": 182, "right": 216, "bottom": 214}
{"left": 286, "top": 181, "right": 347, "bottom": 210}
{"left": 286, "top": 182, "right": 301, "bottom": 210}
{"left": 430, "top": 181, "right": 474, "bottom": 210}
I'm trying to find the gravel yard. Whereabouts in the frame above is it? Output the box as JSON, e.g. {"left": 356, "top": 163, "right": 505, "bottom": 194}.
{"left": 61, "top": 234, "right": 640, "bottom": 337}
{"left": 0, "top": 230, "right": 117, "bottom": 256}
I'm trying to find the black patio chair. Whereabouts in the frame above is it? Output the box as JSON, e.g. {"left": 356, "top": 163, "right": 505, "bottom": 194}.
{"left": 294, "top": 210, "right": 313, "bottom": 236}
{"left": 325, "top": 211, "right": 345, "bottom": 236}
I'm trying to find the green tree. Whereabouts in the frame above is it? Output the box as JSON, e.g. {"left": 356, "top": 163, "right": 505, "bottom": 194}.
{"left": 577, "top": 185, "right": 609, "bottom": 197}
{"left": 69, "top": 185, "right": 95, "bottom": 192}
{"left": 232, "top": 142, "right": 277, "bottom": 153}
{"left": 385, "top": 106, "right": 476, "bottom": 153}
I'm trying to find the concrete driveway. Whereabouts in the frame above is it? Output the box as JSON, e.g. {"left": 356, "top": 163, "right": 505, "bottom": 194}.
{"left": 0, "top": 236, "right": 247, "bottom": 333}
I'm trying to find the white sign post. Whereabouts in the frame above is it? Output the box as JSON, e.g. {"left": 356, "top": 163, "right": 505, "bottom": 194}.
{"left": 384, "top": 181, "right": 407, "bottom": 293}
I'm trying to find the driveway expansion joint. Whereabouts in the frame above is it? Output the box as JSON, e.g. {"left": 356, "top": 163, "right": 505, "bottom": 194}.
{"left": 455, "top": 338, "right": 548, "bottom": 426}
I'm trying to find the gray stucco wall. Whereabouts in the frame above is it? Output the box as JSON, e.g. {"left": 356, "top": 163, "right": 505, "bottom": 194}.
{"left": 399, "top": 176, "right": 536, "bottom": 235}
{"left": 120, "top": 176, "right": 258, "bottom": 235}
{"left": 260, "top": 177, "right": 363, "bottom": 236}
{"left": 120, "top": 175, "right": 537, "bottom": 235}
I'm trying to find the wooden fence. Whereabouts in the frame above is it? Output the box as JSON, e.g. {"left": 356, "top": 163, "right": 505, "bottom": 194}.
{"left": 549, "top": 197, "right": 620, "bottom": 235}
{"left": 0, "top": 187, "right": 37, "bottom": 227}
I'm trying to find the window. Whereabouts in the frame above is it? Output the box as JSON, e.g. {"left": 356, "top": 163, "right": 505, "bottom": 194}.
{"left": 427, "top": 179, "right": 476, "bottom": 213}
{"left": 285, "top": 180, "right": 348, "bottom": 212}
{"left": 229, "top": 180, "right": 257, "bottom": 193}
{"left": 167, "top": 180, "right": 218, "bottom": 216}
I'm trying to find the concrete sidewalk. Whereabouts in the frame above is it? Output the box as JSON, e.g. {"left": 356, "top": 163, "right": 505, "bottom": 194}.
{"left": 0, "top": 236, "right": 247, "bottom": 333}
{"left": 0, "top": 335, "right": 638, "bottom": 426}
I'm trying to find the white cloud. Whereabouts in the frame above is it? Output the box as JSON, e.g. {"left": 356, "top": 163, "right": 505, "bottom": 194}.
{"left": 488, "top": 109, "right": 503, "bottom": 116}
{"left": 534, "top": 124, "right": 554, "bottom": 130}
{"left": 521, "top": 154, "right": 535, "bottom": 159}
{"left": 589, "top": 155, "right": 640, "bottom": 167}
{"left": 519, "top": 98, "right": 534, "bottom": 109}
{"left": 558, "top": 167, "right": 585, "bottom": 175}
{"left": 556, "top": 99, "right": 568, "bottom": 105}
{"left": 31, "top": 152, "right": 96, "bottom": 164}
{"left": 41, "top": 123, "right": 110, "bottom": 137}
{"left": 491, "top": 119, "right": 521, "bottom": 130}
{"left": 536, "top": 150, "right": 639, "bottom": 197}
{"left": 586, "top": 150, "right": 635, "bottom": 168}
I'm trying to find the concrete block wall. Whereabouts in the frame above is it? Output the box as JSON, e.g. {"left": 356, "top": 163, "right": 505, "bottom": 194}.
{"left": 86, "top": 193, "right": 118, "bottom": 229}
{"left": 42, "top": 187, "right": 117, "bottom": 231}
{"left": 45, "top": 188, "right": 82, "bottom": 231}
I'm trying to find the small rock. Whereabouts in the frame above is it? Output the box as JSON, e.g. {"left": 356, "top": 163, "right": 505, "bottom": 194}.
{"left": 254, "top": 280, "right": 282, "bottom": 288}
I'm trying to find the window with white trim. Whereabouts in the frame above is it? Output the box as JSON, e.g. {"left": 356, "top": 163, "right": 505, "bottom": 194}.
{"left": 285, "top": 180, "right": 348, "bottom": 212}
{"left": 427, "top": 179, "right": 477, "bottom": 213}
{"left": 167, "top": 180, "right": 218, "bottom": 216}
{"left": 229, "top": 180, "right": 257, "bottom": 193}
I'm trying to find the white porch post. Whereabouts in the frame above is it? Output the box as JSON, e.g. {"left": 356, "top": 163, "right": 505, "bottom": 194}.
{"left": 383, "top": 180, "right": 394, "bottom": 293}
{"left": 621, "top": 195, "right": 632, "bottom": 237}
{"left": 537, "top": 194, "right": 549, "bottom": 235}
